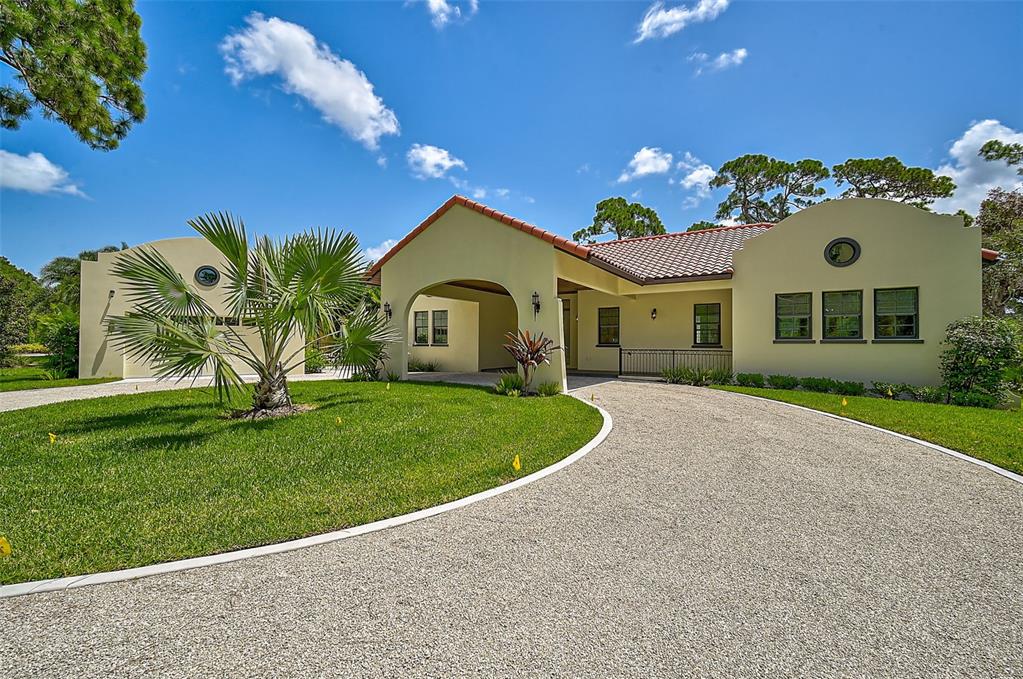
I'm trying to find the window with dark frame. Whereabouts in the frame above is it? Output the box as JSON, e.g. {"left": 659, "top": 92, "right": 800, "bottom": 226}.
{"left": 874, "top": 288, "right": 919, "bottom": 339}
{"left": 597, "top": 307, "right": 620, "bottom": 346}
{"left": 414, "top": 311, "right": 429, "bottom": 345}
{"left": 822, "top": 290, "right": 863, "bottom": 339}
{"left": 693, "top": 303, "right": 721, "bottom": 346}
{"left": 775, "top": 293, "right": 812, "bottom": 340}
{"left": 432, "top": 310, "right": 448, "bottom": 345}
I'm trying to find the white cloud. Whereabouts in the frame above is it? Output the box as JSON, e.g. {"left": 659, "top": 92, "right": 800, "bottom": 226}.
{"left": 635, "top": 0, "right": 730, "bottom": 43}
{"left": 631, "top": 189, "right": 643, "bottom": 199}
{"left": 407, "top": 143, "right": 467, "bottom": 179}
{"left": 932, "top": 119, "right": 1023, "bottom": 215}
{"left": 675, "top": 151, "right": 716, "bottom": 208}
{"left": 495, "top": 188, "right": 511, "bottom": 198}
{"left": 472, "top": 187, "right": 487, "bottom": 199}
{"left": 363, "top": 238, "right": 398, "bottom": 262}
{"left": 0, "top": 150, "right": 85, "bottom": 197}
{"left": 221, "top": 13, "right": 399, "bottom": 150}
{"left": 617, "top": 147, "right": 673, "bottom": 183}
{"left": 689, "top": 48, "right": 747, "bottom": 75}
{"left": 424, "top": 0, "right": 479, "bottom": 29}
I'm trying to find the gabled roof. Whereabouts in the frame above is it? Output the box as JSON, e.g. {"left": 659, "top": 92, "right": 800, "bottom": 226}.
{"left": 367, "top": 196, "right": 997, "bottom": 286}
{"left": 366, "top": 195, "right": 590, "bottom": 278}
{"left": 588, "top": 224, "right": 773, "bottom": 282}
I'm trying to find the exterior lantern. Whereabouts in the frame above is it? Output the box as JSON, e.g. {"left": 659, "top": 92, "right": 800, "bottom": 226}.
{"left": 531, "top": 291, "right": 541, "bottom": 316}
{"left": 383, "top": 302, "right": 392, "bottom": 320}
{"left": 651, "top": 308, "right": 657, "bottom": 320}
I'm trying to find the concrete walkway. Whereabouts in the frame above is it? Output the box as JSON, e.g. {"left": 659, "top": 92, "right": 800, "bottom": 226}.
{"left": 2, "top": 381, "right": 1021, "bottom": 677}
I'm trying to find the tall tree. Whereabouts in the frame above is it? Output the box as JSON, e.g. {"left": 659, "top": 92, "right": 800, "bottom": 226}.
{"left": 831, "top": 157, "right": 955, "bottom": 208}
{"left": 979, "top": 140, "right": 1023, "bottom": 176}
{"left": 0, "top": 267, "right": 31, "bottom": 363}
{"left": 572, "top": 197, "right": 666, "bottom": 243}
{"left": 0, "top": 0, "right": 147, "bottom": 150}
{"left": 709, "top": 154, "right": 829, "bottom": 224}
{"left": 686, "top": 220, "right": 721, "bottom": 232}
{"left": 40, "top": 243, "right": 126, "bottom": 306}
{"left": 976, "top": 188, "right": 1023, "bottom": 317}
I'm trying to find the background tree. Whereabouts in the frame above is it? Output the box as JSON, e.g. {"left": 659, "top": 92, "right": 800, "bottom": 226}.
{"left": 831, "top": 157, "right": 955, "bottom": 207}
{"left": 39, "top": 243, "right": 127, "bottom": 306}
{"left": 106, "top": 213, "right": 396, "bottom": 416}
{"left": 976, "top": 188, "right": 1023, "bottom": 317}
{"left": 686, "top": 220, "right": 721, "bottom": 232}
{"left": 709, "top": 154, "right": 829, "bottom": 224}
{"left": 1, "top": 0, "right": 147, "bottom": 150}
{"left": 573, "top": 197, "right": 665, "bottom": 243}
{"left": 0, "top": 268, "right": 30, "bottom": 365}
{"left": 979, "top": 140, "right": 1023, "bottom": 176}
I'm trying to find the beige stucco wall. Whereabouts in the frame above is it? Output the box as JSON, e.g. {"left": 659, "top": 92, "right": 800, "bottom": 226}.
{"left": 575, "top": 288, "right": 733, "bottom": 372}
{"left": 731, "top": 198, "right": 982, "bottom": 386}
{"left": 407, "top": 295, "right": 480, "bottom": 372}
{"left": 379, "top": 204, "right": 566, "bottom": 388}
{"left": 80, "top": 237, "right": 305, "bottom": 379}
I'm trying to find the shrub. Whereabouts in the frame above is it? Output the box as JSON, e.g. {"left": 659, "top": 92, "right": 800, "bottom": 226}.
{"left": 408, "top": 358, "right": 437, "bottom": 372}
{"left": 736, "top": 372, "right": 764, "bottom": 388}
{"left": 36, "top": 306, "right": 79, "bottom": 378}
{"left": 304, "top": 347, "right": 326, "bottom": 374}
{"left": 349, "top": 370, "right": 377, "bottom": 382}
{"left": 505, "top": 388, "right": 521, "bottom": 398}
{"left": 799, "top": 376, "right": 839, "bottom": 393}
{"left": 494, "top": 372, "right": 525, "bottom": 396}
{"left": 911, "top": 386, "right": 946, "bottom": 403}
{"left": 503, "top": 329, "right": 554, "bottom": 392}
{"left": 766, "top": 374, "right": 799, "bottom": 390}
{"left": 950, "top": 391, "right": 999, "bottom": 409}
{"left": 661, "top": 366, "right": 691, "bottom": 384}
{"left": 834, "top": 380, "right": 865, "bottom": 396}
{"left": 385, "top": 371, "right": 401, "bottom": 382}
{"left": 10, "top": 342, "right": 48, "bottom": 354}
{"left": 940, "top": 316, "right": 1021, "bottom": 404}
{"left": 707, "top": 368, "right": 733, "bottom": 385}
{"left": 536, "top": 381, "right": 562, "bottom": 397}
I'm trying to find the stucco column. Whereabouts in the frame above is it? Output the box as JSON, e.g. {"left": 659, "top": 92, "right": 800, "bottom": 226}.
{"left": 513, "top": 282, "right": 566, "bottom": 392}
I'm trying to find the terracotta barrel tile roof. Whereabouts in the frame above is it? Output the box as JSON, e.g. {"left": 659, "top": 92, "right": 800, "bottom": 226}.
{"left": 588, "top": 224, "right": 773, "bottom": 281}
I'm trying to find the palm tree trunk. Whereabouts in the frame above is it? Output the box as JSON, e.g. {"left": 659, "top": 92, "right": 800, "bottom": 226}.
{"left": 252, "top": 364, "right": 292, "bottom": 412}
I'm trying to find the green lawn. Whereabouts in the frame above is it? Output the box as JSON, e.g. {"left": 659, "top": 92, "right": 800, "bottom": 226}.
{"left": 0, "top": 367, "right": 119, "bottom": 392}
{"left": 0, "top": 381, "right": 602, "bottom": 585}
{"left": 714, "top": 386, "right": 1023, "bottom": 475}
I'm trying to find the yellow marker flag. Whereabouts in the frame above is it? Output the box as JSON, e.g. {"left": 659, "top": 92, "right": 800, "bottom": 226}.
{"left": 336, "top": 416, "right": 342, "bottom": 424}
{"left": 841, "top": 397, "right": 848, "bottom": 408}
{"left": 886, "top": 387, "right": 893, "bottom": 398}
{"left": 48, "top": 432, "right": 57, "bottom": 444}
{"left": 0, "top": 536, "right": 11, "bottom": 557}
{"left": 512, "top": 454, "right": 521, "bottom": 472}
{"left": 386, "top": 382, "right": 391, "bottom": 390}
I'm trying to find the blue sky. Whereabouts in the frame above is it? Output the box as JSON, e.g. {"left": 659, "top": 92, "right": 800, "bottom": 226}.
{"left": 2, "top": 0, "right": 1022, "bottom": 274}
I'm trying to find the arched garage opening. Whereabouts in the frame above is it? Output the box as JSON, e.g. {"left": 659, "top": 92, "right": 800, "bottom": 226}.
{"left": 403, "top": 279, "right": 520, "bottom": 377}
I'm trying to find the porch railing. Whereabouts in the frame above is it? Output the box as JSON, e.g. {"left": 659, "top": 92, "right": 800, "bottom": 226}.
{"left": 619, "top": 347, "right": 732, "bottom": 376}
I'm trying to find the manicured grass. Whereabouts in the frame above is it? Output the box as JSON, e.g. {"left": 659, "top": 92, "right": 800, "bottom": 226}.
{"left": 0, "top": 367, "right": 119, "bottom": 392}
{"left": 0, "top": 381, "right": 602, "bottom": 585}
{"left": 714, "top": 386, "right": 1023, "bottom": 476}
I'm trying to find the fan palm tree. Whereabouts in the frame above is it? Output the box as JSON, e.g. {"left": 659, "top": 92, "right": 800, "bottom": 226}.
{"left": 105, "top": 212, "right": 395, "bottom": 415}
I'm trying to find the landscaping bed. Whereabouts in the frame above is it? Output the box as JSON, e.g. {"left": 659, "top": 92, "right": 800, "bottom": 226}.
{"left": 714, "top": 385, "right": 1023, "bottom": 476}
{"left": 0, "top": 367, "right": 119, "bottom": 393}
{"left": 0, "top": 380, "right": 603, "bottom": 585}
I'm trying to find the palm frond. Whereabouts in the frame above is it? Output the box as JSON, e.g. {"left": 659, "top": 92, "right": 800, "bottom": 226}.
{"left": 109, "top": 247, "right": 213, "bottom": 318}
{"left": 188, "top": 212, "right": 252, "bottom": 315}
{"left": 318, "top": 305, "right": 399, "bottom": 376}
{"left": 106, "top": 310, "right": 250, "bottom": 400}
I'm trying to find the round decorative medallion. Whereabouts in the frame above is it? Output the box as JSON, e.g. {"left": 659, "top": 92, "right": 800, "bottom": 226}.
{"left": 824, "top": 237, "right": 861, "bottom": 267}
{"left": 194, "top": 265, "right": 221, "bottom": 286}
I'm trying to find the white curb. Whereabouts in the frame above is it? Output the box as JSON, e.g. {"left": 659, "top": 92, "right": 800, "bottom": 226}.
{"left": 0, "top": 394, "right": 612, "bottom": 599}
{"left": 724, "top": 390, "right": 1023, "bottom": 486}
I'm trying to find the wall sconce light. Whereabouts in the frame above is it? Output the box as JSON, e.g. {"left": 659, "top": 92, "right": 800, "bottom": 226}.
{"left": 383, "top": 302, "right": 392, "bottom": 320}
{"left": 650, "top": 308, "right": 657, "bottom": 320}
{"left": 531, "top": 291, "right": 541, "bottom": 317}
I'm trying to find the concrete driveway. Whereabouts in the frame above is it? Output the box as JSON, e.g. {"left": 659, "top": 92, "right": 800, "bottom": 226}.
{"left": 1, "top": 381, "right": 1021, "bottom": 677}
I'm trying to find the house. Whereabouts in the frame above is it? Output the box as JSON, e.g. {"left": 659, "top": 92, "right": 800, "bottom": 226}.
{"left": 79, "top": 237, "right": 305, "bottom": 379}
{"left": 369, "top": 195, "right": 994, "bottom": 389}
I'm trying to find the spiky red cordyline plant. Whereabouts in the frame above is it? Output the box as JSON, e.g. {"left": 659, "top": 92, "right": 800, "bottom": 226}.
{"left": 503, "top": 329, "right": 554, "bottom": 393}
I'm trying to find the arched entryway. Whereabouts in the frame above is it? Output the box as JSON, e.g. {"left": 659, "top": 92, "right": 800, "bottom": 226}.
{"left": 403, "top": 279, "right": 520, "bottom": 376}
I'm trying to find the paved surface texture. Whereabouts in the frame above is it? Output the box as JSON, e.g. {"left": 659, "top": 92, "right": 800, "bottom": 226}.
{"left": 2, "top": 381, "right": 1021, "bottom": 678}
